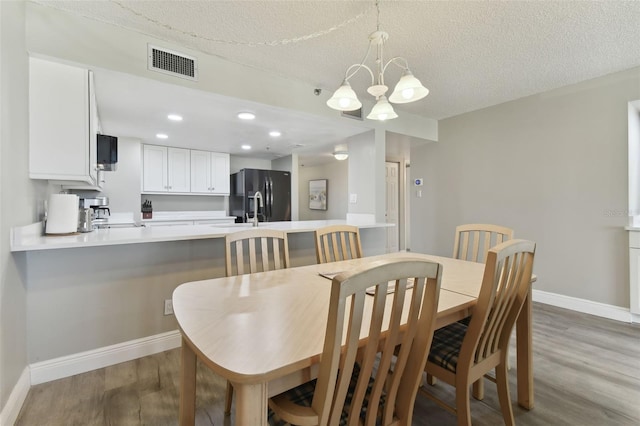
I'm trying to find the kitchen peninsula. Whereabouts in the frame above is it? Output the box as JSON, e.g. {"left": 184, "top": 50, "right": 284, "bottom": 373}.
{"left": 11, "top": 219, "right": 391, "bottom": 385}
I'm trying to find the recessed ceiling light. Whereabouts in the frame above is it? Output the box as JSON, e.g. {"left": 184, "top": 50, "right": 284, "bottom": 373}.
{"left": 241, "top": 145, "right": 252, "bottom": 150}
{"left": 237, "top": 112, "right": 256, "bottom": 120}
{"left": 269, "top": 131, "right": 281, "bottom": 137}
{"left": 167, "top": 114, "right": 183, "bottom": 121}
{"left": 156, "top": 133, "right": 168, "bottom": 139}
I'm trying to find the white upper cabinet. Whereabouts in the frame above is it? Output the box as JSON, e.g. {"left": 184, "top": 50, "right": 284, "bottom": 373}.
{"left": 190, "top": 150, "right": 230, "bottom": 195}
{"left": 211, "top": 152, "right": 230, "bottom": 195}
{"left": 142, "top": 145, "right": 190, "bottom": 193}
{"left": 190, "top": 150, "right": 212, "bottom": 193}
{"left": 143, "top": 145, "right": 228, "bottom": 195}
{"left": 29, "top": 57, "right": 100, "bottom": 187}
{"left": 167, "top": 147, "right": 191, "bottom": 192}
{"left": 142, "top": 144, "right": 168, "bottom": 192}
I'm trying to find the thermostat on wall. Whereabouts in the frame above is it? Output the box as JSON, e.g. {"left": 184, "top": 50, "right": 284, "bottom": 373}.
{"left": 414, "top": 178, "right": 424, "bottom": 186}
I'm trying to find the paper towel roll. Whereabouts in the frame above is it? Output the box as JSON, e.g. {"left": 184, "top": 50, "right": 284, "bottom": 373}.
{"left": 46, "top": 194, "right": 79, "bottom": 234}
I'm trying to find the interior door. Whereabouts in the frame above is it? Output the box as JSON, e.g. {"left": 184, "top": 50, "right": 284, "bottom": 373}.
{"left": 385, "top": 162, "right": 400, "bottom": 252}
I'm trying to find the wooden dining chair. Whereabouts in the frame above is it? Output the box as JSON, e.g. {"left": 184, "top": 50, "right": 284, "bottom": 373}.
{"left": 224, "top": 228, "right": 290, "bottom": 276}
{"left": 448, "top": 223, "right": 514, "bottom": 399}
{"left": 268, "top": 257, "right": 443, "bottom": 426}
{"left": 224, "top": 228, "right": 290, "bottom": 415}
{"left": 314, "top": 224, "right": 363, "bottom": 264}
{"left": 453, "top": 223, "right": 514, "bottom": 263}
{"left": 420, "top": 239, "right": 536, "bottom": 426}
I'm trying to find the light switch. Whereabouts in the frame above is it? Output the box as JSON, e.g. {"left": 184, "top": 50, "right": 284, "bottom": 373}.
{"left": 349, "top": 194, "right": 358, "bottom": 203}
{"left": 416, "top": 190, "right": 422, "bottom": 198}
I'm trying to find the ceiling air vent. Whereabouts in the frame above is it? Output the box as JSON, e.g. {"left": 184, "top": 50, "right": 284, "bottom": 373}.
{"left": 148, "top": 44, "right": 198, "bottom": 81}
{"left": 341, "top": 108, "right": 363, "bottom": 121}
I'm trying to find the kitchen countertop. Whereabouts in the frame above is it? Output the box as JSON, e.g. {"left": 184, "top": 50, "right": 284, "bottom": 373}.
{"left": 10, "top": 220, "right": 393, "bottom": 252}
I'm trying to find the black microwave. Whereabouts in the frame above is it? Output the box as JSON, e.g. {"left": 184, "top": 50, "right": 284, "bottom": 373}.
{"left": 97, "top": 134, "right": 118, "bottom": 171}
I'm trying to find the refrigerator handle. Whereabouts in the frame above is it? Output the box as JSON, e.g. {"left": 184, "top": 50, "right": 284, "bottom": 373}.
{"left": 264, "top": 180, "right": 270, "bottom": 220}
{"left": 269, "top": 178, "right": 274, "bottom": 218}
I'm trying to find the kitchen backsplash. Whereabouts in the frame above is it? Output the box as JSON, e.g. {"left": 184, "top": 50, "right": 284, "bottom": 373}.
{"left": 141, "top": 194, "right": 227, "bottom": 212}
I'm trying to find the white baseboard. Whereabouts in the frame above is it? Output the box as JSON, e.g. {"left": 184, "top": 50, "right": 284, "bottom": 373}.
{"left": 30, "top": 330, "right": 181, "bottom": 385}
{"left": 533, "top": 289, "right": 635, "bottom": 323}
{"left": 0, "top": 366, "right": 30, "bottom": 426}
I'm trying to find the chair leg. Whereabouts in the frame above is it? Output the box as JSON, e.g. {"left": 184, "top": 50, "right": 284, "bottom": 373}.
{"left": 472, "top": 378, "right": 485, "bottom": 400}
{"left": 455, "top": 383, "right": 472, "bottom": 426}
{"left": 495, "top": 364, "right": 515, "bottom": 426}
{"left": 427, "top": 373, "right": 438, "bottom": 385}
{"left": 224, "top": 381, "right": 233, "bottom": 416}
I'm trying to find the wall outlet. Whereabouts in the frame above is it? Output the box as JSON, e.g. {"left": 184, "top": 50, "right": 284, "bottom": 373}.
{"left": 164, "top": 299, "right": 174, "bottom": 316}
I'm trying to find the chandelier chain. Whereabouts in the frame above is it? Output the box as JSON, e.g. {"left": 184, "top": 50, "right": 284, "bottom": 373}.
{"left": 110, "top": 0, "right": 376, "bottom": 47}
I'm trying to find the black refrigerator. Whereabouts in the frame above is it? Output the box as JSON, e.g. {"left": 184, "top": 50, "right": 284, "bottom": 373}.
{"left": 229, "top": 169, "right": 291, "bottom": 223}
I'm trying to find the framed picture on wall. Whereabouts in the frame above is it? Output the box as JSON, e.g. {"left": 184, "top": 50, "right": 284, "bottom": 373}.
{"left": 309, "top": 179, "right": 327, "bottom": 210}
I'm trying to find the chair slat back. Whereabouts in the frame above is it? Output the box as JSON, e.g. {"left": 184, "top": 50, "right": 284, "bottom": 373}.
{"left": 453, "top": 223, "right": 514, "bottom": 263}
{"left": 224, "top": 229, "right": 290, "bottom": 276}
{"left": 315, "top": 225, "right": 363, "bottom": 264}
{"left": 312, "top": 258, "right": 442, "bottom": 426}
{"left": 459, "top": 239, "right": 536, "bottom": 367}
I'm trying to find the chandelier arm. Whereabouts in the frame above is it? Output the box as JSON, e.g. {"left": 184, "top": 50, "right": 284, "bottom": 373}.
{"left": 382, "top": 56, "right": 410, "bottom": 74}
{"left": 343, "top": 42, "right": 375, "bottom": 83}
{"left": 345, "top": 63, "right": 375, "bottom": 86}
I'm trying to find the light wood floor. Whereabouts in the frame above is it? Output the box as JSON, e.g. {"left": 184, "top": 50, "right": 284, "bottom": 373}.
{"left": 15, "top": 303, "right": 640, "bottom": 425}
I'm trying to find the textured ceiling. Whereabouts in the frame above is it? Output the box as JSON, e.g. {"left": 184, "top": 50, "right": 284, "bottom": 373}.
{"left": 33, "top": 0, "right": 640, "bottom": 120}
{"left": 30, "top": 1, "right": 640, "bottom": 165}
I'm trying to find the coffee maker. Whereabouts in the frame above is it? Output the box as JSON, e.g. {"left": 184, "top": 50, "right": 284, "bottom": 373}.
{"left": 79, "top": 196, "right": 110, "bottom": 229}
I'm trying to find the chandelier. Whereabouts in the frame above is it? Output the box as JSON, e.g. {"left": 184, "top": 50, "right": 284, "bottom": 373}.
{"left": 326, "top": 0, "right": 429, "bottom": 121}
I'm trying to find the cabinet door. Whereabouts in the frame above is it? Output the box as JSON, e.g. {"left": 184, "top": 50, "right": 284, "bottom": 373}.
{"left": 190, "top": 150, "right": 212, "bottom": 193}
{"left": 167, "top": 147, "right": 191, "bottom": 192}
{"left": 210, "top": 153, "right": 230, "bottom": 195}
{"left": 143, "top": 145, "right": 168, "bottom": 192}
{"left": 29, "top": 58, "right": 93, "bottom": 182}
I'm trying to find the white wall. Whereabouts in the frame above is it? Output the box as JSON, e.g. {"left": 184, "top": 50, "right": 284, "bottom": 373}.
{"left": 347, "top": 131, "right": 377, "bottom": 216}
{"left": 72, "top": 137, "right": 143, "bottom": 217}
{"left": 99, "top": 138, "right": 141, "bottom": 215}
{"left": 25, "top": 3, "right": 438, "bottom": 143}
{"left": 411, "top": 67, "right": 640, "bottom": 308}
{"left": 230, "top": 156, "right": 273, "bottom": 174}
{"left": 628, "top": 102, "right": 640, "bottom": 220}
{"left": 298, "top": 160, "right": 348, "bottom": 220}
{"left": 0, "top": 0, "right": 48, "bottom": 414}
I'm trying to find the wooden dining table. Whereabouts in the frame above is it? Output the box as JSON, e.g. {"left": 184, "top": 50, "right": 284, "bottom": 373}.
{"left": 173, "top": 252, "right": 535, "bottom": 425}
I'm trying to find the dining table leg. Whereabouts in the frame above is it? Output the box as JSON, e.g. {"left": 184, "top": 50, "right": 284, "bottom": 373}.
{"left": 179, "top": 336, "right": 197, "bottom": 426}
{"left": 516, "top": 287, "right": 534, "bottom": 409}
{"left": 234, "top": 381, "right": 269, "bottom": 426}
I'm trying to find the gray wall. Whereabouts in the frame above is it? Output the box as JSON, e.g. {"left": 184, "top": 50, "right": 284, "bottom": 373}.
{"left": 22, "top": 227, "right": 386, "bottom": 363}
{"left": 298, "top": 160, "right": 348, "bottom": 220}
{"left": 410, "top": 67, "right": 640, "bottom": 308}
{"left": 0, "top": 0, "right": 48, "bottom": 411}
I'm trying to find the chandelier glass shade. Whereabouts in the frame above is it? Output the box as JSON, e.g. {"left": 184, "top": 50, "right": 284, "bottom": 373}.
{"left": 326, "top": 1, "right": 429, "bottom": 121}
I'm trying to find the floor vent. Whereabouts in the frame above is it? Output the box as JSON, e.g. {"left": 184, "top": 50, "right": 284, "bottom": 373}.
{"left": 147, "top": 45, "right": 198, "bottom": 81}
{"left": 341, "top": 108, "right": 363, "bottom": 120}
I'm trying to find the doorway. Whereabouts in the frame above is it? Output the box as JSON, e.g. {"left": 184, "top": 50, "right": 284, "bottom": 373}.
{"left": 385, "top": 161, "right": 400, "bottom": 252}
